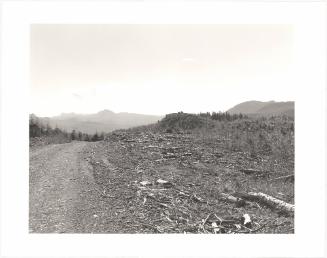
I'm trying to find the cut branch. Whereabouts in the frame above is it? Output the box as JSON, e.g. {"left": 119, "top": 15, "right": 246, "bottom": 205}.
{"left": 269, "top": 174, "right": 294, "bottom": 182}
{"left": 240, "top": 169, "right": 263, "bottom": 175}
{"left": 237, "top": 192, "right": 294, "bottom": 215}
{"left": 219, "top": 193, "right": 246, "bottom": 207}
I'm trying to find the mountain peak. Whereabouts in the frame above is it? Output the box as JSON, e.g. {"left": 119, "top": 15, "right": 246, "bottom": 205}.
{"left": 97, "top": 109, "right": 115, "bottom": 115}
{"left": 43, "top": 110, "right": 163, "bottom": 134}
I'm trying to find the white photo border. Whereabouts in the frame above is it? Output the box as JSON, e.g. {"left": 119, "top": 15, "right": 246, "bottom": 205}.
{"left": 0, "top": 1, "right": 326, "bottom": 257}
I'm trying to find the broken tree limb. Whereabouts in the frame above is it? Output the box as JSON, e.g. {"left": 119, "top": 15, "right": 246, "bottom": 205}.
{"left": 240, "top": 169, "right": 262, "bottom": 175}
{"left": 219, "top": 193, "right": 247, "bottom": 207}
{"left": 240, "top": 169, "right": 270, "bottom": 178}
{"left": 238, "top": 192, "right": 294, "bottom": 214}
{"left": 269, "top": 174, "right": 294, "bottom": 182}
{"left": 241, "top": 214, "right": 252, "bottom": 228}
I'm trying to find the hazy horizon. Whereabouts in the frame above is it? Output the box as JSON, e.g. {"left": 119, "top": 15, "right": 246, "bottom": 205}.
{"left": 31, "top": 24, "right": 294, "bottom": 117}
{"left": 31, "top": 99, "right": 294, "bottom": 118}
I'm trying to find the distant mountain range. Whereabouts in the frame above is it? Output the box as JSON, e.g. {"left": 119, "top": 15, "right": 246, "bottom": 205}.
{"left": 227, "top": 100, "right": 294, "bottom": 117}
{"left": 35, "top": 110, "right": 163, "bottom": 134}
{"left": 32, "top": 100, "right": 294, "bottom": 134}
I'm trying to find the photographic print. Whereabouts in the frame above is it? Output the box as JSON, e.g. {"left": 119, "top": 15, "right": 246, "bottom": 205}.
{"left": 29, "top": 24, "right": 295, "bottom": 234}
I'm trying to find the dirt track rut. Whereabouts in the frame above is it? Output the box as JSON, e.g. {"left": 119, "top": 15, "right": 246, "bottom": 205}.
{"left": 29, "top": 141, "right": 115, "bottom": 233}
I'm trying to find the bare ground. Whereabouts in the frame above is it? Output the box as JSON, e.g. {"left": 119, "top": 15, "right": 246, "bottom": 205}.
{"left": 29, "top": 141, "right": 125, "bottom": 233}
{"left": 29, "top": 128, "right": 294, "bottom": 234}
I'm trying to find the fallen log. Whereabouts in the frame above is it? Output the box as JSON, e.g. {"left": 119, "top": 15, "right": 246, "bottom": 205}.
{"left": 219, "top": 193, "right": 246, "bottom": 207}
{"left": 156, "top": 179, "right": 173, "bottom": 188}
{"left": 269, "top": 174, "right": 294, "bottom": 182}
{"left": 237, "top": 192, "right": 294, "bottom": 214}
{"left": 240, "top": 169, "right": 262, "bottom": 175}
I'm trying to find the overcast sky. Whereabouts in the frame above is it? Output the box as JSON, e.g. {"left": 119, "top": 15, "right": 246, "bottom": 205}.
{"left": 30, "top": 24, "right": 294, "bottom": 117}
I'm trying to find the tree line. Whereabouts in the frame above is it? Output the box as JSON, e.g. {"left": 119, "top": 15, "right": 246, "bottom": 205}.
{"left": 70, "top": 129, "right": 104, "bottom": 142}
{"left": 198, "top": 111, "right": 247, "bottom": 121}
{"left": 29, "top": 114, "right": 104, "bottom": 142}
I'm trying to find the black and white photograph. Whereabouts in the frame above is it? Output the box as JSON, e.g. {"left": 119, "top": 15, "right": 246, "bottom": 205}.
{"left": 29, "top": 24, "right": 295, "bottom": 234}
{"left": 1, "top": 1, "right": 326, "bottom": 257}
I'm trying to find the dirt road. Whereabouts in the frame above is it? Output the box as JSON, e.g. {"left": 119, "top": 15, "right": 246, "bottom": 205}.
{"left": 29, "top": 141, "right": 116, "bottom": 233}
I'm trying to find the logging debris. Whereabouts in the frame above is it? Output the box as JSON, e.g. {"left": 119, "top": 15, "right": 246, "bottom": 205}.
{"left": 87, "top": 129, "right": 294, "bottom": 233}
{"left": 235, "top": 192, "right": 295, "bottom": 215}
{"left": 269, "top": 174, "right": 294, "bottom": 182}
